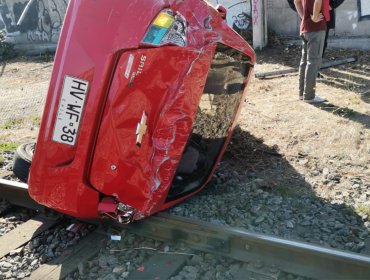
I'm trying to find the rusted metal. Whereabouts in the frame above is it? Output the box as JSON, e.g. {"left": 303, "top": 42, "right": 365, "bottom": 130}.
{"left": 125, "top": 213, "right": 370, "bottom": 280}
{"left": 0, "top": 179, "right": 43, "bottom": 211}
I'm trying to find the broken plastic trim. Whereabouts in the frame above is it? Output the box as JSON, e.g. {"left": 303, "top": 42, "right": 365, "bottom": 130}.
{"left": 166, "top": 44, "right": 252, "bottom": 201}
{"left": 98, "top": 197, "right": 137, "bottom": 224}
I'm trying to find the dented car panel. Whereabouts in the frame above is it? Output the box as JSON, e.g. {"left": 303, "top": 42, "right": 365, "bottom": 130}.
{"left": 89, "top": 45, "right": 215, "bottom": 217}
{"left": 28, "top": 0, "right": 255, "bottom": 221}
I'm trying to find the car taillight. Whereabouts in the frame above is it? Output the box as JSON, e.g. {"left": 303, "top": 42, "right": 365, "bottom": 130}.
{"left": 142, "top": 9, "right": 187, "bottom": 47}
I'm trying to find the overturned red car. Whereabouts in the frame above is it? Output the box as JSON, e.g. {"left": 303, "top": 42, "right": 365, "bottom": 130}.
{"left": 27, "top": 0, "right": 255, "bottom": 223}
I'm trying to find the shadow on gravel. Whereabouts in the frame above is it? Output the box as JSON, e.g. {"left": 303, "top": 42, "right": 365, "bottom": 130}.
{"left": 170, "top": 126, "right": 370, "bottom": 255}
{"left": 310, "top": 101, "right": 370, "bottom": 129}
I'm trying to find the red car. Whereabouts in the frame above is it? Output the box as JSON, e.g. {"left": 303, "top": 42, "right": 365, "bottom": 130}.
{"left": 25, "top": 0, "right": 255, "bottom": 223}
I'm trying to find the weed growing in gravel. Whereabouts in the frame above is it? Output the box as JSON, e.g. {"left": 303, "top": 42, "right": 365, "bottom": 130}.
{"left": 34, "top": 51, "right": 54, "bottom": 63}
{"left": 332, "top": 107, "right": 355, "bottom": 118}
{"left": 31, "top": 115, "right": 42, "bottom": 126}
{"left": 349, "top": 95, "right": 361, "bottom": 105}
{"left": 0, "top": 154, "right": 4, "bottom": 165}
{"left": 1, "top": 118, "right": 25, "bottom": 129}
{"left": 344, "top": 73, "right": 359, "bottom": 93}
{"left": 0, "top": 143, "right": 18, "bottom": 152}
{"left": 267, "top": 184, "right": 298, "bottom": 198}
{"left": 355, "top": 204, "right": 370, "bottom": 219}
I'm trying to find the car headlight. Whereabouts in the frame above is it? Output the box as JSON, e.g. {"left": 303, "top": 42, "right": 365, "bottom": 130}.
{"left": 142, "top": 9, "right": 187, "bottom": 47}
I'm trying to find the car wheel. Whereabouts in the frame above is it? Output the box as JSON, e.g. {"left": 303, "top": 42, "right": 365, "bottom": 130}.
{"left": 12, "top": 142, "right": 35, "bottom": 183}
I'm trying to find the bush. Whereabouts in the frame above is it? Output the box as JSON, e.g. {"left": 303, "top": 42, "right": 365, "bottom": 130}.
{"left": 0, "top": 31, "right": 17, "bottom": 60}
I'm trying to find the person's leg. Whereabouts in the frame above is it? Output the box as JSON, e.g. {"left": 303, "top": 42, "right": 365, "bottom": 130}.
{"left": 303, "top": 31, "right": 325, "bottom": 100}
{"left": 322, "top": 27, "right": 329, "bottom": 58}
{"left": 299, "top": 35, "right": 308, "bottom": 99}
{"left": 317, "top": 27, "right": 330, "bottom": 78}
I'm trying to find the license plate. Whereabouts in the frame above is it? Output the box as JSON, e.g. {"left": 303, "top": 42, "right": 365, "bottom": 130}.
{"left": 52, "top": 76, "right": 89, "bottom": 146}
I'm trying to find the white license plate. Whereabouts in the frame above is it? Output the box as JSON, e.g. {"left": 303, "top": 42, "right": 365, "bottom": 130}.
{"left": 52, "top": 76, "right": 89, "bottom": 146}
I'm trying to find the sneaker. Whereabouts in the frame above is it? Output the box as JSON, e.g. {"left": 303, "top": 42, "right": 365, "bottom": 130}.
{"left": 304, "top": 95, "right": 326, "bottom": 103}
{"left": 299, "top": 95, "right": 303, "bottom": 100}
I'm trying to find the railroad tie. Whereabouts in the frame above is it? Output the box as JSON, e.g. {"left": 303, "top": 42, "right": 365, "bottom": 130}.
{"left": 27, "top": 229, "right": 106, "bottom": 280}
{"left": 0, "top": 214, "right": 59, "bottom": 259}
{"left": 127, "top": 252, "right": 190, "bottom": 280}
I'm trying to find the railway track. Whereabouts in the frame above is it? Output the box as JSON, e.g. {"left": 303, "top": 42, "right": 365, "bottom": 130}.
{"left": 1, "top": 178, "right": 370, "bottom": 280}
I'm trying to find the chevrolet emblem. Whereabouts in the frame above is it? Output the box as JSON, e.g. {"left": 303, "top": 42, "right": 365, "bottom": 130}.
{"left": 136, "top": 112, "right": 148, "bottom": 147}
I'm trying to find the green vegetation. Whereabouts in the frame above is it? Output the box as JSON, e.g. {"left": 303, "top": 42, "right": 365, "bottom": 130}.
{"left": 262, "top": 184, "right": 299, "bottom": 198}
{"left": 332, "top": 107, "right": 355, "bottom": 118}
{"left": 34, "top": 51, "right": 54, "bottom": 63}
{"left": 1, "top": 118, "right": 24, "bottom": 129}
{"left": 0, "top": 142, "right": 18, "bottom": 152}
{"left": 355, "top": 204, "right": 370, "bottom": 218}
{"left": 0, "top": 154, "right": 4, "bottom": 165}
{"left": 0, "top": 32, "right": 17, "bottom": 61}
{"left": 31, "top": 115, "right": 42, "bottom": 126}
{"left": 1, "top": 115, "right": 42, "bottom": 129}
{"left": 349, "top": 95, "right": 361, "bottom": 105}
{"left": 273, "top": 185, "right": 298, "bottom": 197}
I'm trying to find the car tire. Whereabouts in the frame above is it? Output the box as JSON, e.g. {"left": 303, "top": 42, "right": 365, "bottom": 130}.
{"left": 12, "top": 142, "right": 35, "bottom": 183}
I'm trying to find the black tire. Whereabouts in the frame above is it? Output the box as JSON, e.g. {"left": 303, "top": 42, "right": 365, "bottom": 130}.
{"left": 12, "top": 142, "right": 35, "bottom": 183}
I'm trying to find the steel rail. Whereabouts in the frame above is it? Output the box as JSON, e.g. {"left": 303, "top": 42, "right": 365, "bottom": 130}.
{"left": 1, "top": 179, "right": 370, "bottom": 279}
{"left": 0, "top": 179, "right": 43, "bottom": 211}
{"left": 126, "top": 213, "right": 370, "bottom": 280}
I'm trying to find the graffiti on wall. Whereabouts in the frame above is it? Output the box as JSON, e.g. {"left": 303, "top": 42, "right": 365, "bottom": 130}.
{"left": 0, "top": 0, "right": 68, "bottom": 43}
{"left": 252, "top": 0, "right": 259, "bottom": 25}
{"left": 358, "top": 0, "right": 370, "bottom": 21}
{"left": 210, "top": 0, "right": 252, "bottom": 40}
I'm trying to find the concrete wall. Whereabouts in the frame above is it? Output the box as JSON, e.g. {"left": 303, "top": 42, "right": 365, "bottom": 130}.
{"left": 267, "top": 0, "right": 370, "bottom": 37}
{"left": 209, "top": 0, "right": 253, "bottom": 40}
{"left": 335, "top": 0, "right": 370, "bottom": 36}
{"left": 0, "top": 0, "right": 68, "bottom": 54}
{"left": 1, "top": 0, "right": 369, "bottom": 53}
{"left": 2, "top": 0, "right": 250, "bottom": 53}
{"left": 208, "top": 0, "right": 269, "bottom": 49}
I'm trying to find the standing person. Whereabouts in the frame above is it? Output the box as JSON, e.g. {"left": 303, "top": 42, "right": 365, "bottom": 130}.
{"left": 294, "top": 0, "right": 330, "bottom": 103}
{"left": 322, "top": 0, "right": 345, "bottom": 57}
{"left": 288, "top": 0, "right": 345, "bottom": 58}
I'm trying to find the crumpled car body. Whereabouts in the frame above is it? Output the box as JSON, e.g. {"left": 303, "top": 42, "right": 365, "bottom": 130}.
{"left": 28, "top": 0, "right": 255, "bottom": 223}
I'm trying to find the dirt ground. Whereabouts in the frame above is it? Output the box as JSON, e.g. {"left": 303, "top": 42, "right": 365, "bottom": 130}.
{"left": 217, "top": 40, "right": 369, "bottom": 225}
{"left": 0, "top": 56, "right": 52, "bottom": 144}
{"left": 0, "top": 42, "right": 369, "bottom": 214}
{"left": 241, "top": 42, "right": 369, "bottom": 196}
